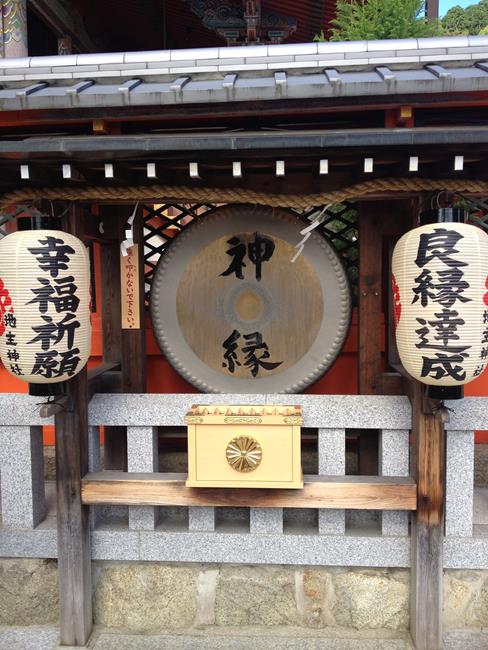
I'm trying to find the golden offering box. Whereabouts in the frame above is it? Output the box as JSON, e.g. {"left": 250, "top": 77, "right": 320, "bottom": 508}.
{"left": 185, "top": 405, "right": 303, "bottom": 489}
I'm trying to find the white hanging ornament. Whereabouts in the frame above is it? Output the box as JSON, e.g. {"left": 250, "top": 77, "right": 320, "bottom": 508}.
{"left": 392, "top": 212, "right": 488, "bottom": 389}
{"left": 0, "top": 226, "right": 91, "bottom": 384}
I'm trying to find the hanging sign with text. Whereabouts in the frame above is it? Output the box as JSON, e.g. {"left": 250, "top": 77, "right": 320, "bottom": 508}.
{"left": 120, "top": 245, "right": 140, "bottom": 329}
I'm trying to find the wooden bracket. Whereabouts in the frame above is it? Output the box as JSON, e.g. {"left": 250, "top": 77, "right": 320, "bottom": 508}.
{"left": 384, "top": 106, "right": 414, "bottom": 128}
{"left": 92, "top": 119, "right": 121, "bottom": 135}
{"left": 39, "top": 395, "right": 71, "bottom": 418}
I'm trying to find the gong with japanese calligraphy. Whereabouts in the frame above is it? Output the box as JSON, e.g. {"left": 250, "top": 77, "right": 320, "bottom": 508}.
{"left": 150, "top": 206, "right": 351, "bottom": 393}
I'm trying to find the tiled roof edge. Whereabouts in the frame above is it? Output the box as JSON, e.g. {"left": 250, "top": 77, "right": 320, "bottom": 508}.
{"left": 1, "top": 35, "right": 487, "bottom": 71}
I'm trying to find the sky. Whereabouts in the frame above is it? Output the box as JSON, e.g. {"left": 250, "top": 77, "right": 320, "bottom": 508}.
{"left": 439, "top": 0, "right": 479, "bottom": 16}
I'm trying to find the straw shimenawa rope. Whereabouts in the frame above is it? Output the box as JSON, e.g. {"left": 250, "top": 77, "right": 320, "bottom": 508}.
{"left": 2, "top": 177, "right": 488, "bottom": 210}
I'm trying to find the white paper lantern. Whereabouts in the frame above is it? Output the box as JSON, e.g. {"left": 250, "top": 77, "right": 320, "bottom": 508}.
{"left": 0, "top": 229, "right": 91, "bottom": 383}
{"left": 392, "top": 219, "right": 488, "bottom": 387}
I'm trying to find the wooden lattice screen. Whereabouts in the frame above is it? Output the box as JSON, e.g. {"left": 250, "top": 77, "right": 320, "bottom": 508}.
{"left": 142, "top": 202, "right": 359, "bottom": 303}
{"left": 0, "top": 204, "right": 37, "bottom": 239}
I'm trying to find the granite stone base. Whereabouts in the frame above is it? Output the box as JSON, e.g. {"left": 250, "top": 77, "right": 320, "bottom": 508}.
{"left": 3, "top": 559, "right": 488, "bottom": 636}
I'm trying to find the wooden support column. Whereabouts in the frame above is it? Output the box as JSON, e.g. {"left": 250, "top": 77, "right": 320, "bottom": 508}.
{"left": 358, "top": 202, "right": 383, "bottom": 395}
{"left": 101, "top": 206, "right": 147, "bottom": 469}
{"left": 358, "top": 200, "right": 414, "bottom": 395}
{"left": 357, "top": 202, "right": 383, "bottom": 470}
{"left": 100, "top": 208, "right": 125, "bottom": 470}
{"left": 357, "top": 200, "right": 414, "bottom": 472}
{"left": 409, "top": 380, "right": 445, "bottom": 650}
{"left": 121, "top": 206, "right": 146, "bottom": 394}
{"left": 55, "top": 204, "right": 92, "bottom": 646}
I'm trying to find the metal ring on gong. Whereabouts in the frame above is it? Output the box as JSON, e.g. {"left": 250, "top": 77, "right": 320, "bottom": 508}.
{"left": 150, "top": 205, "right": 351, "bottom": 393}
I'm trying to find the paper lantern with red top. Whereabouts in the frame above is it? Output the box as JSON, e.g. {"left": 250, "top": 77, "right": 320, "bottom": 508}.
{"left": 0, "top": 221, "right": 91, "bottom": 384}
{"left": 392, "top": 209, "right": 488, "bottom": 391}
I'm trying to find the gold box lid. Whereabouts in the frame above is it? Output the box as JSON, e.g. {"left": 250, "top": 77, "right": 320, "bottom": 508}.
{"left": 184, "top": 404, "right": 303, "bottom": 425}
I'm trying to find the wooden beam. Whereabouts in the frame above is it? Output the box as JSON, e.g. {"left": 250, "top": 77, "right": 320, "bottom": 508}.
{"left": 3, "top": 95, "right": 488, "bottom": 131}
{"left": 82, "top": 472, "right": 417, "bottom": 511}
{"left": 4, "top": 127, "right": 488, "bottom": 157}
{"left": 55, "top": 203, "right": 92, "bottom": 646}
{"left": 87, "top": 361, "right": 120, "bottom": 382}
{"left": 88, "top": 371, "right": 122, "bottom": 401}
{"left": 409, "top": 380, "right": 445, "bottom": 650}
{"left": 29, "top": 0, "right": 99, "bottom": 52}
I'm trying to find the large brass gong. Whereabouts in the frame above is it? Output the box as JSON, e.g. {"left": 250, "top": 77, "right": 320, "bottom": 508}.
{"left": 150, "top": 205, "right": 351, "bottom": 393}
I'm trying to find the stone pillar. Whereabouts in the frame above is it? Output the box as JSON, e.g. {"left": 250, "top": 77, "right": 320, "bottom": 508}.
{"left": 318, "top": 428, "right": 345, "bottom": 534}
{"left": 2, "top": 0, "right": 28, "bottom": 58}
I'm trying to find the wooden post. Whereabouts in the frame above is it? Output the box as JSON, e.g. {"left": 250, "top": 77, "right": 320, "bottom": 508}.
{"left": 55, "top": 203, "right": 92, "bottom": 645}
{"left": 121, "top": 206, "right": 146, "bottom": 393}
{"left": 357, "top": 202, "right": 383, "bottom": 472}
{"left": 100, "top": 208, "right": 125, "bottom": 470}
{"left": 101, "top": 206, "right": 147, "bottom": 469}
{"left": 409, "top": 380, "right": 445, "bottom": 650}
{"left": 357, "top": 200, "right": 415, "bottom": 474}
{"left": 358, "top": 200, "right": 413, "bottom": 395}
{"left": 55, "top": 368, "right": 92, "bottom": 645}
{"left": 358, "top": 201, "right": 383, "bottom": 395}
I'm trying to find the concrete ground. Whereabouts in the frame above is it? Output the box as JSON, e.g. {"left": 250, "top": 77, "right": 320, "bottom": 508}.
{"left": 2, "top": 627, "right": 488, "bottom": 650}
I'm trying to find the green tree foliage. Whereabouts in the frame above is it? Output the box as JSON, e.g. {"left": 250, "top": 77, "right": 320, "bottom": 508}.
{"left": 323, "top": 0, "right": 439, "bottom": 41}
{"left": 442, "top": 0, "right": 488, "bottom": 35}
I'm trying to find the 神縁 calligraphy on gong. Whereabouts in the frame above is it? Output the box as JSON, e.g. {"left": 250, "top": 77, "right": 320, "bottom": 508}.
{"left": 222, "top": 329, "right": 283, "bottom": 377}
{"left": 220, "top": 231, "right": 283, "bottom": 378}
{"left": 221, "top": 232, "right": 275, "bottom": 281}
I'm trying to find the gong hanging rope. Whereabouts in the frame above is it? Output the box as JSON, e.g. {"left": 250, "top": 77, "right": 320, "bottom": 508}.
{"left": 2, "top": 177, "right": 488, "bottom": 211}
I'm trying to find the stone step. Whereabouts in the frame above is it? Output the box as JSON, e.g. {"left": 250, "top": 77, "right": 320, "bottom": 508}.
{"left": 2, "top": 627, "right": 488, "bottom": 650}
